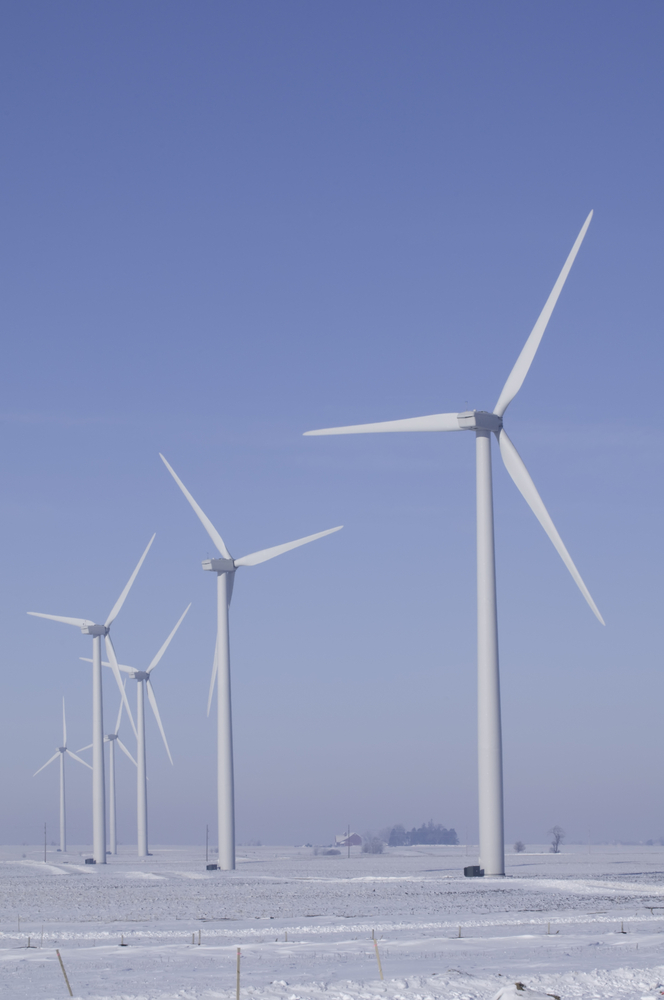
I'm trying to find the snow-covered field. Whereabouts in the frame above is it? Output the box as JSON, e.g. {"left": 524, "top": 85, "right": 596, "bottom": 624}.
{"left": 2, "top": 843, "right": 664, "bottom": 1000}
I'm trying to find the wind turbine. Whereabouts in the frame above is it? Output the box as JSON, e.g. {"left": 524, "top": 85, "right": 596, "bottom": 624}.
{"left": 34, "top": 698, "right": 92, "bottom": 854}
{"left": 78, "top": 684, "right": 137, "bottom": 855}
{"left": 84, "top": 604, "right": 190, "bottom": 856}
{"left": 304, "top": 212, "right": 604, "bottom": 877}
{"left": 160, "top": 453, "right": 342, "bottom": 870}
{"left": 28, "top": 535, "right": 154, "bottom": 863}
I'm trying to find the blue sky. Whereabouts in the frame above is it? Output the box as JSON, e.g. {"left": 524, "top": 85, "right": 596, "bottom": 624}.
{"left": 0, "top": 2, "right": 662, "bottom": 849}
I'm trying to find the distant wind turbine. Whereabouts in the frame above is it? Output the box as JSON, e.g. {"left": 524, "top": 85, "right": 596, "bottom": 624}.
{"left": 84, "top": 604, "right": 190, "bottom": 856}
{"left": 34, "top": 698, "right": 91, "bottom": 854}
{"left": 28, "top": 536, "right": 155, "bottom": 863}
{"left": 78, "top": 683, "right": 137, "bottom": 855}
{"left": 304, "top": 212, "right": 604, "bottom": 877}
{"left": 160, "top": 453, "right": 342, "bottom": 870}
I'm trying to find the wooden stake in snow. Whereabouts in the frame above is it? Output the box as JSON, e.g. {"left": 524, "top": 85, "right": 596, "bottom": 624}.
{"left": 199, "top": 929, "right": 201, "bottom": 945}
{"left": 56, "top": 949, "right": 73, "bottom": 997}
{"left": 374, "top": 938, "right": 384, "bottom": 980}
{"left": 236, "top": 947, "right": 241, "bottom": 1000}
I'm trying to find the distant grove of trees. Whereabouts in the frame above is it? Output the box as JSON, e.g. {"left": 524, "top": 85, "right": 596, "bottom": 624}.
{"left": 388, "top": 821, "right": 459, "bottom": 846}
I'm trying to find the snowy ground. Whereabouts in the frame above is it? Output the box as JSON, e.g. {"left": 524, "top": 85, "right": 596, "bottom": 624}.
{"left": 2, "top": 843, "right": 664, "bottom": 1000}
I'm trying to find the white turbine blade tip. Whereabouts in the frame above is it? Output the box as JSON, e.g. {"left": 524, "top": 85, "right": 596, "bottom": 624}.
{"left": 105, "top": 636, "right": 138, "bottom": 736}
{"left": 67, "top": 750, "right": 93, "bottom": 770}
{"left": 304, "top": 413, "right": 462, "bottom": 435}
{"left": 207, "top": 647, "right": 218, "bottom": 717}
{"left": 498, "top": 428, "right": 604, "bottom": 624}
{"left": 146, "top": 680, "right": 173, "bottom": 765}
{"left": 159, "top": 454, "right": 232, "bottom": 560}
{"left": 34, "top": 752, "right": 60, "bottom": 776}
{"left": 234, "top": 526, "right": 343, "bottom": 568}
{"left": 28, "top": 613, "right": 95, "bottom": 628}
{"left": 147, "top": 604, "right": 191, "bottom": 673}
{"left": 117, "top": 739, "right": 138, "bottom": 767}
{"left": 493, "top": 212, "right": 594, "bottom": 418}
{"left": 105, "top": 534, "right": 156, "bottom": 627}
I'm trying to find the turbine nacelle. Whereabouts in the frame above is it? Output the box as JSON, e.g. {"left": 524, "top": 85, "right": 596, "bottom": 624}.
{"left": 202, "top": 557, "right": 235, "bottom": 573}
{"left": 81, "top": 623, "right": 108, "bottom": 636}
{"left": 133, "top": 671, "right": 150, "bottom": 681}
{"left": 457, "top": 411, "right": 503, "bottom": 433}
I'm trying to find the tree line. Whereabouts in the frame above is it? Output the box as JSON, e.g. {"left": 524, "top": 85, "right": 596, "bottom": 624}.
{"left": 388, "top": 821, "right": 459, "bottom": 846}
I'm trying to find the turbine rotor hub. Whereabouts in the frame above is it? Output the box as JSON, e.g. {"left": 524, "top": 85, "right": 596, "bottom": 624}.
{"left": 58, "top": 747, "right": 66, "bottom": 753}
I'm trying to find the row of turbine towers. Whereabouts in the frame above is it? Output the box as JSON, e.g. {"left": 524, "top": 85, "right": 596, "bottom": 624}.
{"left": 31, "top": 212, "right": 603, "bottom": 875}
{"left": 30, "top": 478, "right": 342, "bottom": 862}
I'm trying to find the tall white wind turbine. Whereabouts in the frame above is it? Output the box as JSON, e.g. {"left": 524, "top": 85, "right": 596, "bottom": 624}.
{"left": 85, "top": 604, "right": 190, "bottom": 857}
{"left": 160, "top": 454, "right": 342, "bottom": 870}
{"left": 304, "top": 212, "right": 604, "bottom": 877}
{"left": 78, "top": 685, "right": 137, "bottom": 855}
{"left": 28, "top": 536, "right": 154, "bottom": 863}
{"left": 34, "top": 698, "right": 92, "bottom": 854}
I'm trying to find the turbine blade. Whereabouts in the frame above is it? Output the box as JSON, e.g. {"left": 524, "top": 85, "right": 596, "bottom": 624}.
{"left": 117, "top": 738, "right": 138, "bottom": 767}
{"left": 234, "top": 525, "right": 343, "bottom": 567}
{"left": 75, "top": 744, "right": 93, "bottom": 752}
{"left": 62, "top": 698, "right": 67, "bottom": 747}
{"left": 207, "top": 644, "right": 218, "bottom": 717}
{"left": 498, "top": 428, "right": 604, "bottom": 624}
{"left": 147, "top": 604, "right": 191, "bottom": 674}
{"left": 34, "top": 752, "right": 60, "bottom": 776}
{"left": 105, "top": 534, "right": 156, "bottom": 627}
{"left": 66, "top": 750, "right": 92, "bottom": 770}
{"left": 146, "top": 679, "right": 173, "bottom": 765}
{"left": 159, "top": 454, "right": 232, "bottom": 559}
{"left": 27, "top": 613, "right": 95, "bottom": 628}
{"left": 82, "top": 656, "right": 135, "bottom": 673}
{"left": 304, "top": 413, "right": 462, "bottom": 436}
{"left": 494, "top": 212, "right": 593, "bottom": 418}
{"left": 105, "top": 635, "right": 138, "bottom": 737}
{"left": 114, "top": 683, "right": 125, "bottom": 735}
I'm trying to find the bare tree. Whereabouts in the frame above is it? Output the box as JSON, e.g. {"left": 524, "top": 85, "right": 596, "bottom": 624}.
{"left": 513, "top": 841, "right": 526, "bottom": 853}
{"left": 549, "top": 826, "right": 565, "bottom": 853}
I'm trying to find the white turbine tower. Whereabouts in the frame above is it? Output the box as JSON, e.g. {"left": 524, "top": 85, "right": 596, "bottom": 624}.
{"left": 78, "top": 685, "right": 137, "bottom": 855}
{"left": 34, "top": 698, "right": 92, "bottom": 854}
{"left": 160, "top": 454, "right": 342, "bottom": 871}
{"left": 28, "top": 536, "right": 154, "bottom": 863}
{"left": 84, "top": 604, "right": 190, "bottom": 857}
{"left": 304, "top": 212, "right": 604, "bottom": 877}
